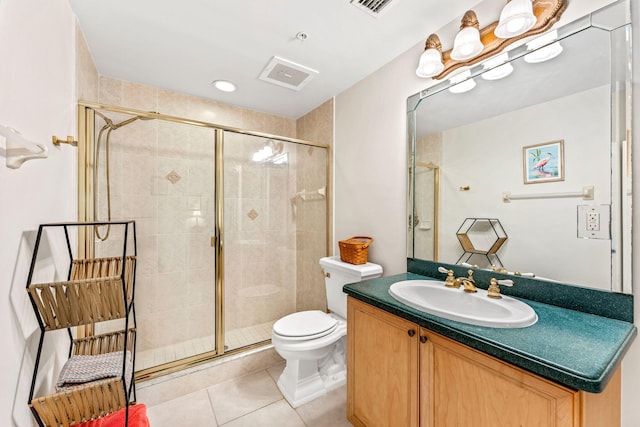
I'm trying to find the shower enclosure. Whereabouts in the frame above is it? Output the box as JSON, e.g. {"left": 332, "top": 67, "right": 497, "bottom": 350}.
{"left": 77, "top": 102, "right": 329, "bottom": 378}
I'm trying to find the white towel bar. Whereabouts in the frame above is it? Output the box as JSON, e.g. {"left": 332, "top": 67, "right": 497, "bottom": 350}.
{"left": 503, "top": 185, "right": 594, "bottom": 203}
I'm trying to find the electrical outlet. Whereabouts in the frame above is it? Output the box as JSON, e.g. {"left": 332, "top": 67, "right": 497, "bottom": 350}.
{"left": 586, "top": 212, "right": 600, "bottom": 231}
{"left": 577, "top": 205, "right": 610, "bottom": 239}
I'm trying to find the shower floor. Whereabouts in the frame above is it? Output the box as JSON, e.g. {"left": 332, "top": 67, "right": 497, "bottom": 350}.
{"left": 136, "top": 320, "right": 275, "bottom": 371}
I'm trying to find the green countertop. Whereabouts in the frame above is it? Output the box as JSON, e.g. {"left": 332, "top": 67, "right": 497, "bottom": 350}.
{"left": 344, "top": 272, "right": 637, "bottom": 393}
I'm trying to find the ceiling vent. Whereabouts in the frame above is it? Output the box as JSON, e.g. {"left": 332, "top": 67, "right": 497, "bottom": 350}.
{"left": 350, "top": 0, "right": 395, "bottom": 17}
{"left": 258, "top": 56, "right": 318, "bottom": 91}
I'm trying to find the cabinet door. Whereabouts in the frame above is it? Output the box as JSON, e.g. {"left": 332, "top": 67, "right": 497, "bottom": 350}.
{"left": 420, "top": 328, "right": 577, "bottom": 427}
{"left": 347, "top": 297, "right": 419, "bottom": 427}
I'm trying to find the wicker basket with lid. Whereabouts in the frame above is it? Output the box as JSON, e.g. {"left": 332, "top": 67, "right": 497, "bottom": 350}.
{"left": 338, "top": 236, "right": 373, "bottom": 265}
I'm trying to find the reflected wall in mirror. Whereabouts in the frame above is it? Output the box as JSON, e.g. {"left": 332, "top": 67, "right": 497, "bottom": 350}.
{"left": 407, "top": 0, "right": 633, "bottom": 293}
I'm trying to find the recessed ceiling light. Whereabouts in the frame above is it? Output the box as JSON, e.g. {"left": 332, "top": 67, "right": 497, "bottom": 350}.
{"left": 212, "top": 80, "right": 237, "bottom": 92}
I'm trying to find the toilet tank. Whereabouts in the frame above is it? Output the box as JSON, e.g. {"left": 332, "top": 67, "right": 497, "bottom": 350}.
{"left": 319, "top": 256, "right": 383, "bottom": 319}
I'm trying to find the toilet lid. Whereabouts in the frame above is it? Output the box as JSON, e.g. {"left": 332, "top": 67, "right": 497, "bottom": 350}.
{"left": 273, "top": 310, "right": 338, "bottom": 339}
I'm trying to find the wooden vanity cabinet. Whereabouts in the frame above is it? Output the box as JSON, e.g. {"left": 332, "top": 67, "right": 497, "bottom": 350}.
{"left": 347, "top": 297, "right": 621, "bottom": 427}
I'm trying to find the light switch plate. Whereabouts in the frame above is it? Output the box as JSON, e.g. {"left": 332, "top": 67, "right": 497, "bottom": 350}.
{"left": 577, "top": 205, "right": 610, "bottom": 239}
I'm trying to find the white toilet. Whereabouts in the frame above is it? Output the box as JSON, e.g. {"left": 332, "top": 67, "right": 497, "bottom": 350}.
{"left": 272, "top": 256, "right": 382, "bottom": 407}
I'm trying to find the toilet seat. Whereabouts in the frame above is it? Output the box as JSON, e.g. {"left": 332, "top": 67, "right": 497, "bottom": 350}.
{"left": 272, "top": 310, "right": 337, "bottom": 341}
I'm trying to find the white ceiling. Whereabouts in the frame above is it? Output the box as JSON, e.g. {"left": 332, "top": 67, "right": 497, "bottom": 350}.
{"left": 69, "top": 0, "right": 483, "bottom": 119}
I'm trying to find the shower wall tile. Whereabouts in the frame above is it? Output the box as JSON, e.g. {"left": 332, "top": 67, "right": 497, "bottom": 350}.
{"left": 157, "top": 121, "right": 189, "bottom": 159}
{"left": 157, "top": 89, "right": 191, "bottom": 117}
{"left": 136, "top": 235, "right": 159, "bottom": 277}
{"left": 121, "top": 80, "right": 158, "bottom": 112}
{"left": 99, "top": 77, "right": 123, "bottom": 106}
{"left": 265, "top": 115, "right": 296, "bottom": 138}
{"left": 123, "top": 153, "right": 156, "bottom": 195}
{"left": 158, "top": 233, "right": 187, "bottom": 273}
{"left": 135, "top": 274, "right": 155, "bottom": 317}
{"left": 242, "top": 109, "right": 268, "bottom": 133}
{"left": 129, "top": 120, "right": 158, "bottom": 152}
{"left": 155, "top": 307, "right": 189, "bottom": 348}
{"left": 188, "top": 161, "right": 215, "bottom": 197}
{"left": 75, "top": 24, "right": 99, "bottom": 101}
{"left": 417, "top": 133, "right": 442, "bottom": 165}
{"left": 241, "top": 168, "right": 266, "bottom": 199}
{"left": 135, "top": 218, "right": 158, "bottom": 238}
{"left": 187, "top": 303, "right": 216, "bottom": 338}
{"left": 195, "top": 101, "right": 226, "bottom": 126}
{"left": 157, "top": 196, "right": 186, "bottom": 233}
{"left": 156, "top": 271, "right": 188, "bottom": 311}
{"left": 295, "top": 101, "right": 332, "bottom": 313}
{"left": 158, "top": 162, "right": 189, "bottom": 197}
{"left": 187, "top": 267, "right": 216, "bottom": 302}
{"left": 188, "top": 234, "right": 214, "bottom": 271}
{"left": 188, "top": 127, "right": 215, "bottom": 159}
{"left": 239, "top": 198, "right": 266, "bottom": 232}
{"left": 296, "top": 99, "right": 334, "bottom": 146}
{"left": 122, "top": 192, "right": 155, "bottom": 219}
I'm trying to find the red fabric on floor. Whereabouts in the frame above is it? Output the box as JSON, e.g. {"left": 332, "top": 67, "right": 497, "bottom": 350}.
{"left": 71, "top": 404, "right": 149, "bottom": 427}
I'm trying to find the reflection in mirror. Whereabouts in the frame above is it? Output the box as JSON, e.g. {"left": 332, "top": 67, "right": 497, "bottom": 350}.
{"left": 412, "top": 162, "right": 439, "bottom": 261}
{"left": 407, "top": 0, "right": 632, "bottom": 293}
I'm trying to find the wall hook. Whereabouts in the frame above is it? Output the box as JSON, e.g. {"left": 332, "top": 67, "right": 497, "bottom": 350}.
{"left": 1, "top": 124, "right": 48, "bottom": 169}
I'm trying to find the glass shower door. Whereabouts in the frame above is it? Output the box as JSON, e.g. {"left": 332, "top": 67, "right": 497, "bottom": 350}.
{"left": 89, "top": 109, "right": 219, "bottom": 373}
{"left": 222, "top": 132, "right": 328, "bottom": 352}
{"left": 222, "top": 133, "right": 296, "bottom": 351}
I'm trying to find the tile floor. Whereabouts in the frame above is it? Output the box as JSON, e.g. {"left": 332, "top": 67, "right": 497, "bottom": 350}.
{"left": 145, "top": 363, "right": 352, "bottom": 427}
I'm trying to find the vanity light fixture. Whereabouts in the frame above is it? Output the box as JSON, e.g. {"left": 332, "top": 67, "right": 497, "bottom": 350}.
{"left": 524, "top": 30, "right": 563, "bottom": 63}
{"left": 494, "top": 0, "right": 537, "bottom": 39}
{"left": 416, "top": 34, "right": 445, "bottom": 78}
{"left": 448, "top": 70, "right": 476, "bottom": 94}
{"left": 212, "top": 80, "right": 237, "bottom": 92}
{"left": 450, "top": 11, "right": 484, "bottom": 61}
{"left": 481, "top": 53, "right": 514, "bottom": 80}
{"left": 415, "top": 0, "right": 567, "bottom": 80}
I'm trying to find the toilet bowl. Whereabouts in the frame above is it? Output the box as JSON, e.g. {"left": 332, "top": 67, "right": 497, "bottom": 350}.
{"left": 272, "top": 256, "right": 382, "bottom": 408}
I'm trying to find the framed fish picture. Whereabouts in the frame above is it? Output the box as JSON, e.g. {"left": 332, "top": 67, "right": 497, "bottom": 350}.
{"left": 523, "top": 140, "right": 564, "bottom": 184}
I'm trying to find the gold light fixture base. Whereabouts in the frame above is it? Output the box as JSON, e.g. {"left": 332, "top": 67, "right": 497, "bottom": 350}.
{"left": 433, "top": 0, "right": 567, "bottom": 80}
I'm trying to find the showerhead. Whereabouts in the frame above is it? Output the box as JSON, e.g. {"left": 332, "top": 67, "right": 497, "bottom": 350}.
{"left": 94, "top": 110, "right": 156, "bottom": 130}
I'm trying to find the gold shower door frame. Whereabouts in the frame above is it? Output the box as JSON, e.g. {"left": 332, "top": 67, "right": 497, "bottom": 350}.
{"left": 77, "top": 101, "right": 331, "bottom": 381}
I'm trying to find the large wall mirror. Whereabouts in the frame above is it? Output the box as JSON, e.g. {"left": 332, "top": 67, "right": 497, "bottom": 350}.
{"left": 407, "top": 0, "right": 633, "bottom": 294}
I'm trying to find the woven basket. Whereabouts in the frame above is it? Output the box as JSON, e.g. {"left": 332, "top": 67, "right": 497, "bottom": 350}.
{"left": 27, "top": 256, "right": 136, "bottom": 331}
{"left": 338, "top": 236, "right": 373, "bottom": 265}
{"left": 30, "top": 329, "right": 136, "bottom": 427}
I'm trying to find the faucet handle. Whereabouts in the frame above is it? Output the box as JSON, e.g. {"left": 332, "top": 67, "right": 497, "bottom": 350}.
{"left": 487, "top": 278, "right": 515, "bottom": 298}
{"left": 437, "top": 266, "right": 449, "bottom": 274}
{"left": 496, "top": 279, "right": 514, "bottom": 287}
{"left": 444, "top": 270, "right": 456, "bottom": 287}
{"left": 487, "top": 278, "right": 502, "bottom": 299}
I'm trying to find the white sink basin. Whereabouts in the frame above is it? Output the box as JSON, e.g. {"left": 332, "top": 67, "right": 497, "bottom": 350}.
{"left": 389, "top": 280, "right": 537, "bottom": 328}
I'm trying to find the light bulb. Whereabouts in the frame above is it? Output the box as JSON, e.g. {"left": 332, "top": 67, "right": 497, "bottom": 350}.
{"left": 495, "top": 0, "right": 536, "bottom": 38}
